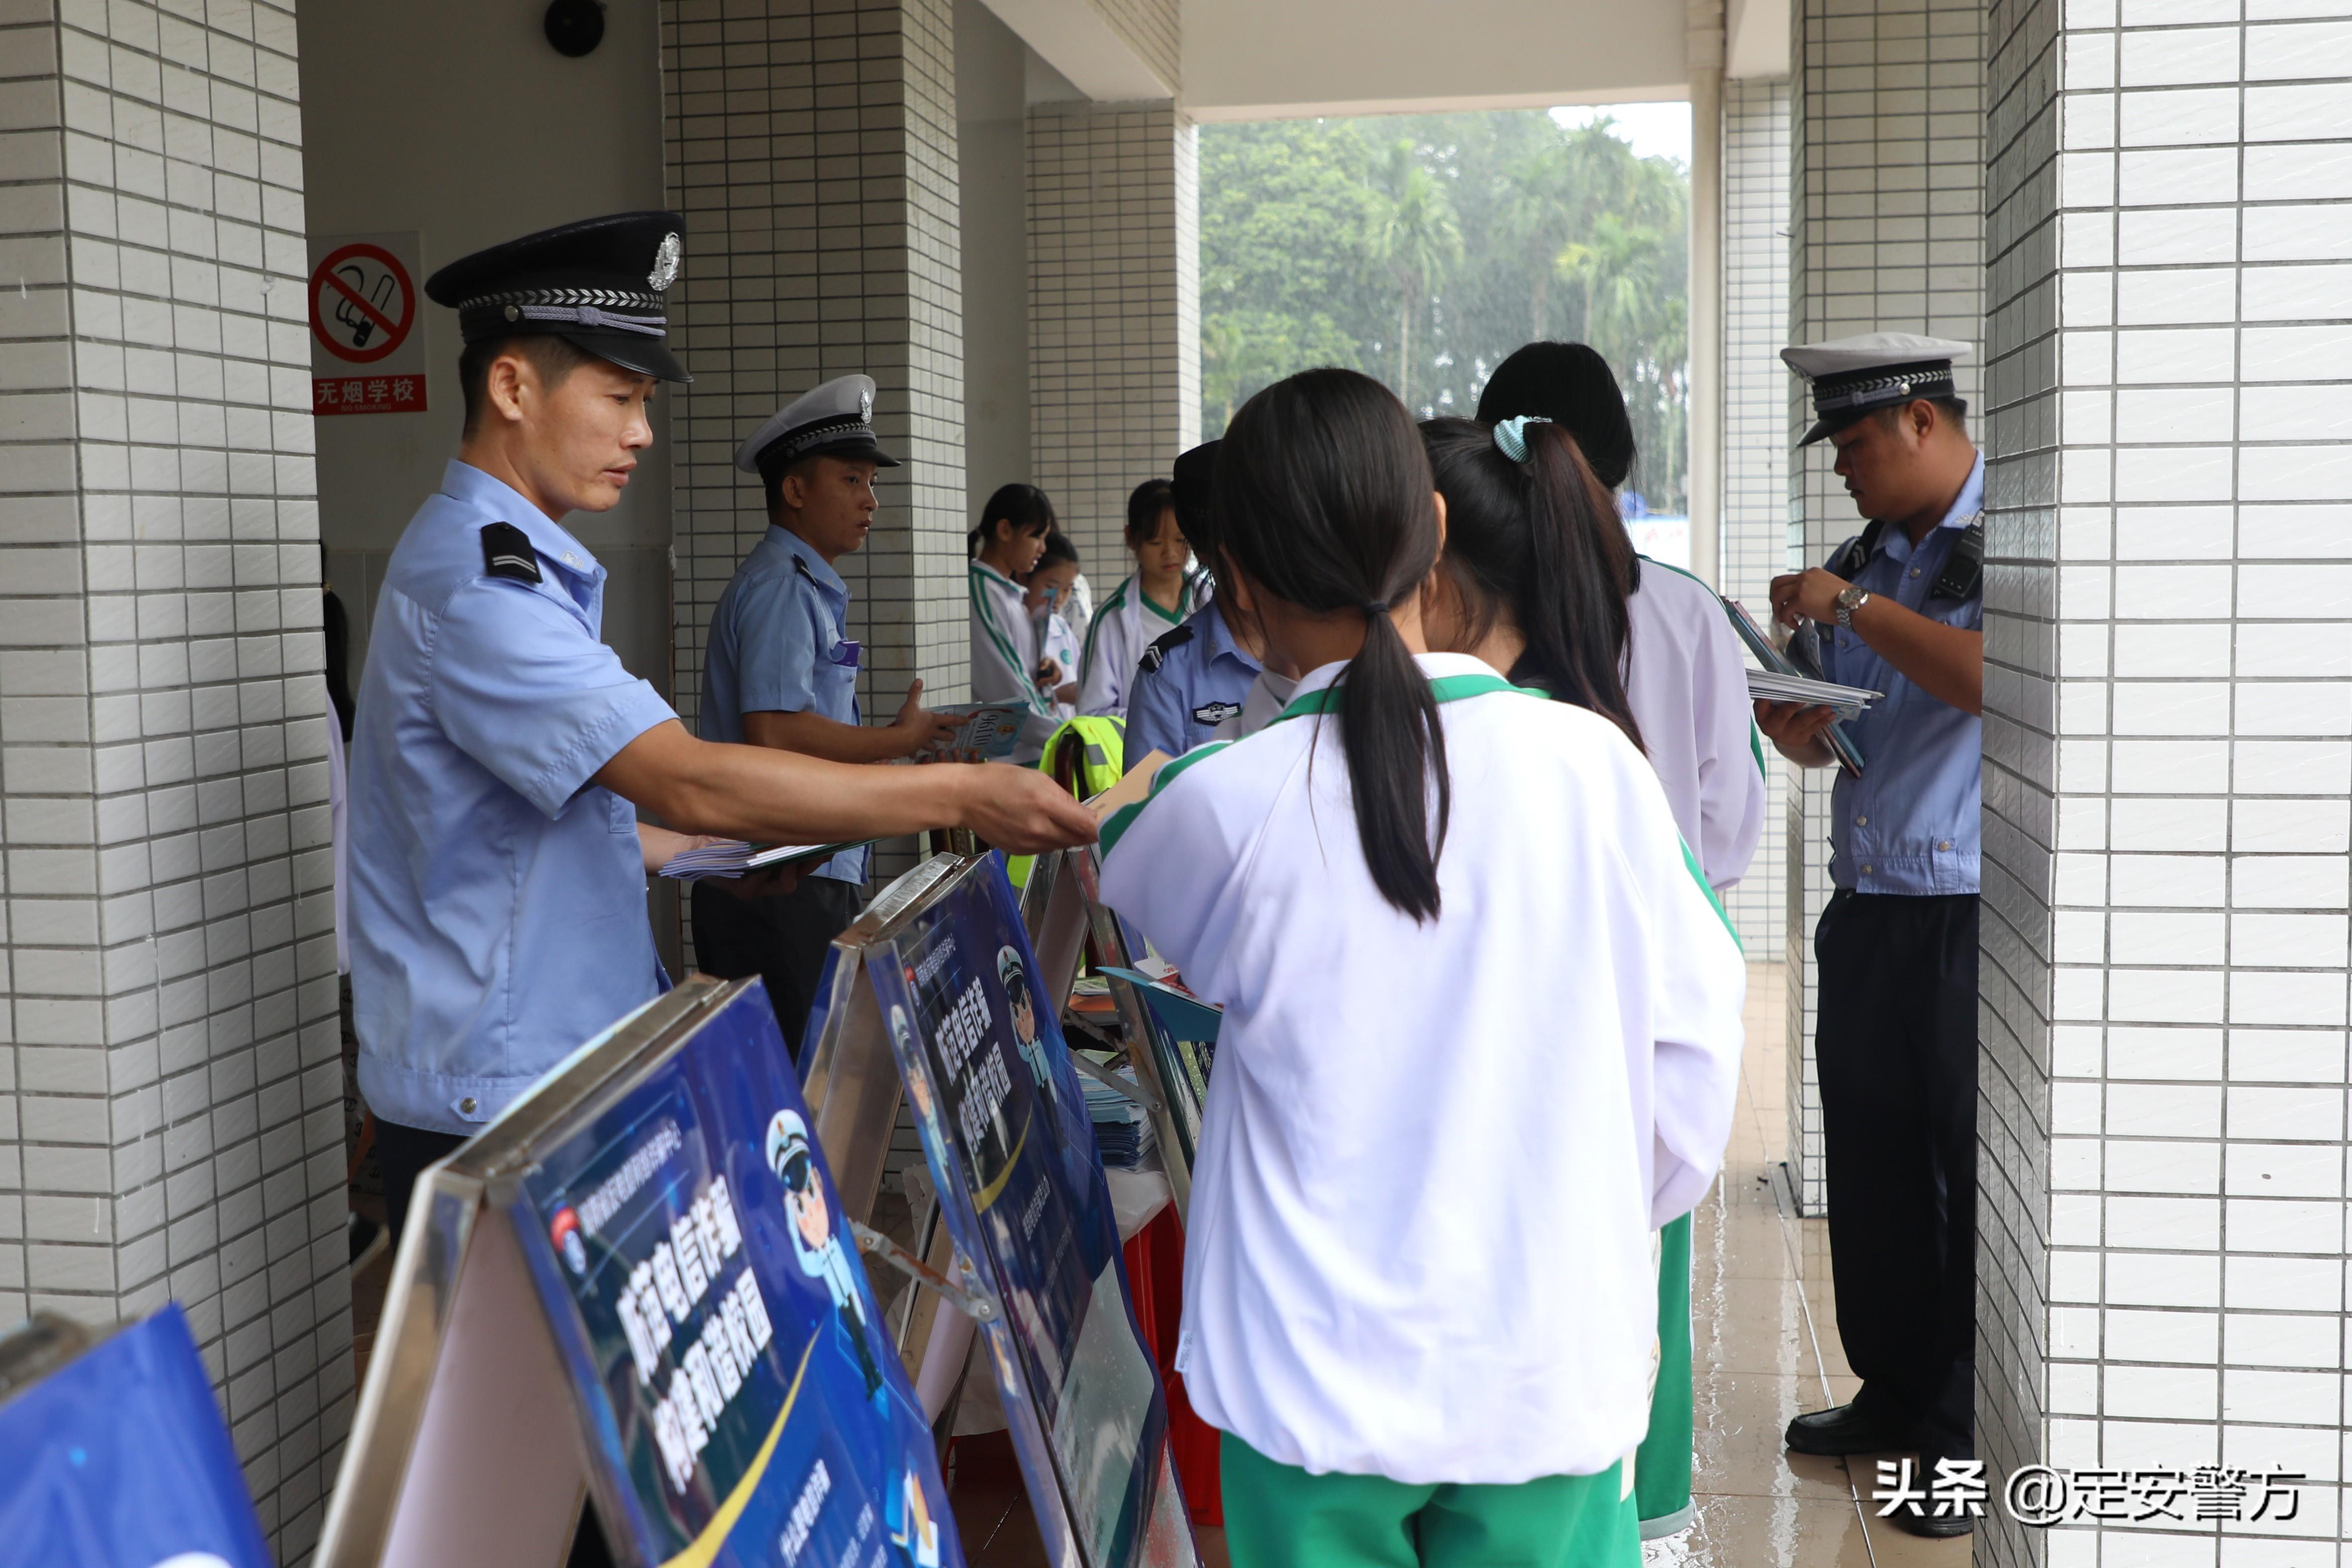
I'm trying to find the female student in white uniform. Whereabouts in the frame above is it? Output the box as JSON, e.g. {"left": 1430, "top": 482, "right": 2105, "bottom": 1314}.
{"left": 1479, "top": 342, "right": 1762, "bottom": 893}
{"left": 1024, "top": 531, "right": 1085, "bottom": 721}
{"left": 1098, "top": 369, "right": 1746, "bottom": 1566}
{"left": 967, "top": 482, "right": 1063, "bottom": 737}
{"left": 1079, "top": 478, "right": 1199, "bottom": 722}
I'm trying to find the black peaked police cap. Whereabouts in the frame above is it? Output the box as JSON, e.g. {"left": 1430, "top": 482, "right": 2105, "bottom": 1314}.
{"left": 1170, "top": 439, "right": 1222, "bottom": 569}
{"left": 425, "top": 211, "right": 692, "bottom": 384}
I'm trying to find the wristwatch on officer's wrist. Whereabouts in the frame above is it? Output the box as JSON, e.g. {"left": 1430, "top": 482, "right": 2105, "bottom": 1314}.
{"left": 1833, "top": 584, "right": 1872, "bottom": 629}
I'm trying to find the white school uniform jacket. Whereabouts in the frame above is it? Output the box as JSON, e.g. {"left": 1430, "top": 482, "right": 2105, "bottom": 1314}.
{"left": 967, "top": 559, "right": 1056, "bottom": 721}
{"left": 1077, "top": 570, "right": 1198, "bottom": 722}
{"left": 1624, "top": 561, "right": 1766, "bottom": 892}
{"left": 1098, "top": 653, "right": 1746, "bottom": 1486}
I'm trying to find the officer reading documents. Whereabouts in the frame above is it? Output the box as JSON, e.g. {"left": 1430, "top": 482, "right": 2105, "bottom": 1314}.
{"left": 348, "top": 214, "right": 1094, "bottom": 1240}
{"left": 694, "top": 376, "right": 961, "bottom": 1052}
{"left": 1758, "top": 332, "right": 1983, "bottom": 1538}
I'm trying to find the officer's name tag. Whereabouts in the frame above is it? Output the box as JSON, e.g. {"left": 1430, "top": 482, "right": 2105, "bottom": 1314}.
{"left": 830, "top": 639, "right": 861, "bottom": 669}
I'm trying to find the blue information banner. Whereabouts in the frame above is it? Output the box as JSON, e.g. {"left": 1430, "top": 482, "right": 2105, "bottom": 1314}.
{"left": 861, "top": 855, "right": 1194, "bottom": 1568}
{"left": 507, "top": 983, "right": 960, "bottom": 1568}
{"left": 0, "top": 1303, "right": 271, "bottom": 1568}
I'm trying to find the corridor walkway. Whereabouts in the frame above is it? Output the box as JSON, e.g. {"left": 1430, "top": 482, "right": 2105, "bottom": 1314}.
{"left": 1659, "top": 963, "right": 1970, "bottom": 1567}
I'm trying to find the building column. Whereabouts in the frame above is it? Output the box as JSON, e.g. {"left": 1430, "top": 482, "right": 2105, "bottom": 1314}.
{"left": 1025, "top": 98, "right": 1200, "bottom": 579}
{"left": 661, "top": 0, "right": 967, "bottom": 731}
{"left": 1785, "top": 0, "right": 1987, "bottom": 1210}
{"left": 1979, "top": 0, "right": 2352, "bottom": 1558}
{"left": 1720, "top": 73, "right": 1791, "bottom": 957}
{"left": 0, "top": 0, "right": 349, "bottom": 1556}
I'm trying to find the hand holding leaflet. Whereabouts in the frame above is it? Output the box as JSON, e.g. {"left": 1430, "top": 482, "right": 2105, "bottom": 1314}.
{"left": 1724, "top": 599, "right": 1868, "bottom": 776}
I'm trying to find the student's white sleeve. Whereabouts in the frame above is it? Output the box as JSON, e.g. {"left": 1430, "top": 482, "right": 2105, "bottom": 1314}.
{"left": 969, "top": 588, "right": 1032, "bottom": 707}
{"left": 1641, "top": 804, "right": 1748, "bottom": 1229}
{"left": 1693, "top": 600, "right": 1768, "bottom": 891}
{"left": 1096, "top": 746, "right": 1239, "bottom": 987}
{"left": 1077, "top": 611, "right": 1129, "bottom": 719}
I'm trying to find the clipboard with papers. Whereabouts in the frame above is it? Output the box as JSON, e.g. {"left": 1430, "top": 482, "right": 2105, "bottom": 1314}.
{"left": 1722, "top": 598, "right": 1872, "bottom": 777}
{"left": 655, "top": 837, "right": 877, "bottom": 880}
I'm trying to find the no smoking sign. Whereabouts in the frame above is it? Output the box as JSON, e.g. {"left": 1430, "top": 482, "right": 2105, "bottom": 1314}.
{"left": 308, "top": 231, "right": 428, "bottom": 416}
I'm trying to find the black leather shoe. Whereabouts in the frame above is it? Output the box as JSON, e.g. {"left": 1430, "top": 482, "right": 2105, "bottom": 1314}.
{"left": 1784, "top": 1401, "right": 1904, "bottom": 1455}
{"left": 1881, "top": 1500, "right": 1974, "bottom": 1538}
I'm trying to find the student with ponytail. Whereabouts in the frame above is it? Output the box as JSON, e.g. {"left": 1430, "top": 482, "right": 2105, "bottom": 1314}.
{"left": 1478, "top": 342, "right": 1764, "bottom": 895}
{"left": 1097, "top": 368, "right": 1746, "bottom": 1568}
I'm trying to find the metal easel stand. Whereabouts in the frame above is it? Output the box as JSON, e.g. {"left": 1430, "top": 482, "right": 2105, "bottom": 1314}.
{"left": 851, "top": 1220, "right": 999, "bottom": 1325}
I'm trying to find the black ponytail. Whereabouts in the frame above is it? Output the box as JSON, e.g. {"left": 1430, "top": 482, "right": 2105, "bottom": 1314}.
{"left": 1216, "top": 369, "right": 1449, "bottom": 922}
{"left": 1420, "top": 417, "right": 1643, "bottom": 751}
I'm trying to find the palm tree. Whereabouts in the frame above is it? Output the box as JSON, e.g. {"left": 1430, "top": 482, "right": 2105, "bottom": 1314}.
{"left": 1369, "top": 139, "right": 1461, "bottom": 411}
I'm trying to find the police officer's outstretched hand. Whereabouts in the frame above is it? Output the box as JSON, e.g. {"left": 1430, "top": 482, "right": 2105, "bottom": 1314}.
{"left": 887, "top": 678, "right": 964, "bottom": 758}
{"left": 958, "top": 765, "right": 1100, "bottom": 854}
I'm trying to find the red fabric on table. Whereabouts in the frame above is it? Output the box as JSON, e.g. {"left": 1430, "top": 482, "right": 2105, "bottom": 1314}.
{"left": 1121, "top": 1203, "right": 1222, "bottom": 1525}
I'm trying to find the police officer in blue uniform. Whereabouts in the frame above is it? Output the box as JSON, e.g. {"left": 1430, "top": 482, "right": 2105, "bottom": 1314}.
{"left": 1758, "top": 334, "right": 1984, "bottom": 1538}
{"left": 1126, "top": 440, "right": 1268, "bottom": 761}
{"left": 692, "top": 376, "right": 961, "bottom": 1055}
{"left": 347, "top": 214, "right": 1095, "bottom": 1242}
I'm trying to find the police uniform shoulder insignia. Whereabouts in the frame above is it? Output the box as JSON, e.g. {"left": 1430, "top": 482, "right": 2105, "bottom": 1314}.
{"left": 1137, "top": 622, "right": 1194, "bottom": 675}
{"left": 792, "top": 555, "right": 820, "bottom": 584}
{"left": 480, "top": 522, "right": 542, "bottom": 584}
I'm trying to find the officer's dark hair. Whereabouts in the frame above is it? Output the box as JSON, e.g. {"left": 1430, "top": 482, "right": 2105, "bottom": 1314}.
{"left": 1867, "top": 396, "right": 1969, "bottom": 436}
{"left": 1035, "top": 530, "right": 1080, "bottom": 570}
{"left": 1217, "top": 367, "right": 1449, "bottom": 923}
{"left": 458, "top": 334, "right": 601, "bottom": 437}
{"left": 1125, "top": 478, "right": 1178, "bottom": 549}
{"left": 1475, "top": 341, "right": 1636, "bottom": 491}
{"left": 968, "top": 482, "right": 1057, "bottom": 557}
{"left": 1420, "top": 417, "right": 1644, "bottom": 752}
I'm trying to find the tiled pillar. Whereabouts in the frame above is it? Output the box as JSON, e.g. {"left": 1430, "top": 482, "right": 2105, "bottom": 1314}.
{"left": 1025, "top": 99, "right": 1200, "bottom": 580}
{"left": 1785, "top": 0, "right": 1986, "bottom": 1208}
{"left": 661, "top": 0, "right": 967, "bottom": 732}
{"left": 0, "top": 0, "right": 349, "bottom": 1557}
{"left": 1722, "top": 74, "right": 1792, "bottom": 955}
{"left": 1979, "top": 1, "right": 2352, "bottom": 1559}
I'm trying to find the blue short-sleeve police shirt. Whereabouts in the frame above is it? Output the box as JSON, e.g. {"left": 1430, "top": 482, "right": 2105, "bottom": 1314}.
{"left": 1127, "top": 597, "right": 1264, "bottom": 764}
{"left": 349, "top": 460, "right": 679, "bottom": 1135}
{"left": 1816, "top": 453, "right": 1985, "bottom": 896}
{"left": 700, "top": 525, "right": 867, "bottom": 884}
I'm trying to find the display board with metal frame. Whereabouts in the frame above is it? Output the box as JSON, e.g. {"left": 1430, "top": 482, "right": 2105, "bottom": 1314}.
{"left": 802, "top": 851, "right": 1200, "bottom": 1568}
{"left": 315, "top": 977, "right": 959, "bottom": 1568}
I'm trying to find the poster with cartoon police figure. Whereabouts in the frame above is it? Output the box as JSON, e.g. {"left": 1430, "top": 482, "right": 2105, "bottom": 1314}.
{"left": 509, "top": 982, "right": 957, "bottom": 1568}
{"left": 865, "top": 857, "right": 1196, "bottom": 1568}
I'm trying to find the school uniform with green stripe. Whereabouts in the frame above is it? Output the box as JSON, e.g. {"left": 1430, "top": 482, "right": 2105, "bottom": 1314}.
{"left": 967, "top": 558, "right": 1055, "bottom": 717}
{"left": 1099, "top": 652, "right": 1746, "bottom": 1554}
{"left": 1076, "top": 569, "right": 1197, "bottom": 722}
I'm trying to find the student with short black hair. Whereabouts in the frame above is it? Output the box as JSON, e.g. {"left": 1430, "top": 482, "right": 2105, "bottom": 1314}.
{"left": 1098, "top": 367, "right": 1745, "bottom": 1567}
{"left": 1078, "top": 478, "right": 1199, "bottom": 722}
{"left": 1023, "top": 530, "right": 1084, "bottom": 718}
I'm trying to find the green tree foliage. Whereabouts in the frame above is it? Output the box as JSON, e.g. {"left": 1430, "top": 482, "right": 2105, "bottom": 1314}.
{"left": 1199, "top": 110, "right": 1692, "bottom": 511}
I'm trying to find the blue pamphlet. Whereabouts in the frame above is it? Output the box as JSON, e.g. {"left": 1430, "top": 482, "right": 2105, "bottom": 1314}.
{"left": 856, "top": 856, "right": 1196, "bottom": 1567}
{"left": 508, "top": 982, "right": 959, "bottom": 1568}
{"left": 0, "top": 1303, "right": 272, "bottom": 1568}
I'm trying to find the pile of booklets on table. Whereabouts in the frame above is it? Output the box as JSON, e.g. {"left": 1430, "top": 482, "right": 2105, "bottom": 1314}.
{"left": 655, "top": 838, "right": 868, "bottom": 880}
{"left": 1080, "top": 1056, "right": 1156, "bottom": 1170}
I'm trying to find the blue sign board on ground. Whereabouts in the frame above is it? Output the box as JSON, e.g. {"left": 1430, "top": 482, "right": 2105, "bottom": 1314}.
{"left": 850, "top": 854, "right": 1195, "bottom": 1568}
{"left": 0, "top": 1303, "right": 272, "bottom": 1568}
{"left": 509, "top": 982, "right": 959, "bottom": 1568}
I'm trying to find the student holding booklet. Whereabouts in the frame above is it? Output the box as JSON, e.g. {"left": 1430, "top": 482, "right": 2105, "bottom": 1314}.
{"left": 1097, "top": 369, "right": 1746, "bottom": 1566}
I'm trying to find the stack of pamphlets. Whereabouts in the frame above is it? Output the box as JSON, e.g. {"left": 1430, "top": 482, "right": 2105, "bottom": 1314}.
{"left": 655, "top": 838, "right": 872, "bottom": 881}
{"left": 1745, "top": 666, "right": 1881, "bottom": 720}
{"left": 907, "top": 702, "right": 1027, "bottom": 763}
{"left": 1079, "top": 1054, "right": 1156, "bottom": 1169}
{"left": 1722, "top": 599, "right": 1870, "bottom": 776}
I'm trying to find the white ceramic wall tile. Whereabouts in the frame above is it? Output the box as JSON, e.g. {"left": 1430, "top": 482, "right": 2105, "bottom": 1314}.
{"left": 0, "top": 0, "right": 345, "bottom": 1557}
{"left": 1024, "top": 99, "right": 1199, "bottom": 583}
{"left": 1981, "top": 0, "right": 2352, "bottom": 1556}
{"left": 1790, "top": 0, "right": 1987, "bottom": 1216}
{"left": 1723, "top": 75, "right": 1793, "bottom": 956}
